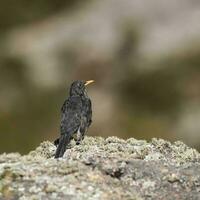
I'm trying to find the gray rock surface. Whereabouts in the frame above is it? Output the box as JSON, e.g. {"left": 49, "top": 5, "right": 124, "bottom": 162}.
{"left": 0, "top": 136, "right": 200, "bottom": 200}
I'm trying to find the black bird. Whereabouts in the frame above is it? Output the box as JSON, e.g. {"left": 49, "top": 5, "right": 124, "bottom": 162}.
{"left": 54, "top": 80, "right": 94, "bottom": 158}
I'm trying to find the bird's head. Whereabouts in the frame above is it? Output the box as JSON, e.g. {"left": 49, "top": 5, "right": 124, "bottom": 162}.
{"left": 69, "top": 80, "right": 94, "bottom": 96}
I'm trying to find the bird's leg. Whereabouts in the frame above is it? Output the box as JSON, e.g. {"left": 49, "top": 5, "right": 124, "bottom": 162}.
{"left": 75, "top": 128, "right": 83, "bottom": 145}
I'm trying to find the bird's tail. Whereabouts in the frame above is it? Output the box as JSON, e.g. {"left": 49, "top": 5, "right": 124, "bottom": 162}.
{"left": 54, "top": 134, "right": 71, "bottom": 158}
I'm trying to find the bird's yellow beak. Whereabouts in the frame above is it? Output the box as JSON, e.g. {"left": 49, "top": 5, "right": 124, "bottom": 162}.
{"left": 85, "top": 80, "right": 94, "bottom": 86}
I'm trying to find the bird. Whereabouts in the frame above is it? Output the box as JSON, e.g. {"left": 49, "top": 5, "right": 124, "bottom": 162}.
{"left": 54, "top": 80, "right": 94, "bottom": 158}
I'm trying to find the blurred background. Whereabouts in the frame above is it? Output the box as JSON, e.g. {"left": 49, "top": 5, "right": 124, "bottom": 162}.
{"left": 1, "top": 0, "right": 200, "bottom": 154}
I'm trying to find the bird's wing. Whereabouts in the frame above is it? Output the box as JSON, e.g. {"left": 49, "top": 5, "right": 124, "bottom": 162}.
{"left": 61, "top": 99, "right": 68, "bottom": 113}
{"left": 60, "top": 96, "right": 82, "bottom": 136}
{"left": 86, "top": 98, "right": 92, "bottom": 127}
{"left": 79, "top": 114, "right": 88, "bottom": 134}
{"left": 76, "top": 98, "right": 92, "bottom": 135}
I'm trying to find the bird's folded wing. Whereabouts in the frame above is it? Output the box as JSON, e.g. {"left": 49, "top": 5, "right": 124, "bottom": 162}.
{"left": 60, "top": 96, "right": 82, "bottom": 135}
{"left": 85, "top": 98, "right": 92, "bottom": 127}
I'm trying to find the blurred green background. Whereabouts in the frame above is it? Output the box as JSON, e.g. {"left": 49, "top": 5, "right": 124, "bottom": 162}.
{"left": 1, "top": 0, "right": 200, "bottom": 154}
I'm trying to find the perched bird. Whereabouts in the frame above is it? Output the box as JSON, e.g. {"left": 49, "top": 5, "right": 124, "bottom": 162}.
{"left": 54, "top": 80, "right": 94, "bottom": 158}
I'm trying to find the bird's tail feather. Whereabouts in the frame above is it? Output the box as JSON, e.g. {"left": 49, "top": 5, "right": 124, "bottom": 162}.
{"left": 54, "top": 134, "right": 70, "bottom": 158}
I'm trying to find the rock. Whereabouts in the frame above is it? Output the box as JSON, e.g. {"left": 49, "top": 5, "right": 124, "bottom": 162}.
{"left": 28, "top": 141, "right": 56, "bottom": 159}
{"left": 0, "top": 136, "right": 200, "bottom": 200}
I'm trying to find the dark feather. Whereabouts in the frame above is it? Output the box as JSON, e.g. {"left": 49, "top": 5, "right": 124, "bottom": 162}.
{"left": 54, "top": 134, "right": 71, "bottom": 158}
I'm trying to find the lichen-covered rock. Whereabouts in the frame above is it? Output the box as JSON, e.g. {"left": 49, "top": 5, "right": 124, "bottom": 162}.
{"left": 0, "top": 136, "right": 200, "bottom": 200}
{"left": 28, "top": 141, "right": 56, "bottom": 159}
